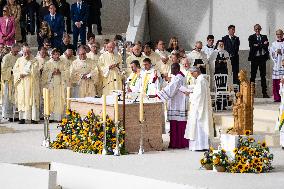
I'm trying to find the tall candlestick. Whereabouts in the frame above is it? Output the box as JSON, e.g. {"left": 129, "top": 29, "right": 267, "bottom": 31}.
{"left": 139, "top": 93, "right": 144, "bottom": 122}
{"left": 102, "top": 95, "right": 106, "bottom": 122}
{"left": 66, "top": 87, "right": 71, "bottom": 110}
{"left": 43, "top": 88, "right": 46, "bottom": 115}
{"left": 114, "top": 95, "right": 119, "bottom": 122}
{"left": 45, "top": 89, "right": 50, "bottom": 116}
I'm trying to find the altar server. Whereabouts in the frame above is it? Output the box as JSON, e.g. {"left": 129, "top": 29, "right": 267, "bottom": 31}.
{"left": 202, "top": 35, "right": 215, "bottom": 59}
{"left": 270, "top": 29, "right": 284, "bottom": 102}
{"left": 185, "top": 67, "right": 214, "bottom": 151}
{"left": 70, "top": 46, "right": 99, "bottom": 98}
{"left": 42, "top": 48, "right": 65, "bottom": 121}
{"left": 13, "top": 46, "right": 40, "bottom": 124}
{"left": 1, "top": 44, "right": 20, "bottom": 121}
{"left": 99, "top": 41, "right": 122, "bottom": 95}
{"left": 157, "top": 63, "right": 189, "bottom": 149}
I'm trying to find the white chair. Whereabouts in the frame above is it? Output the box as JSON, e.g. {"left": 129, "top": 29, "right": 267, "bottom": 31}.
{"left": 213, "top": 74, "right": 235, "bottom": 111}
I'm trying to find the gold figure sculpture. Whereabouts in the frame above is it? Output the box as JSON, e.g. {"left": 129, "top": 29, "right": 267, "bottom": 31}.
{"left": 230, "top": 70, "right": 255, "bottom": 135}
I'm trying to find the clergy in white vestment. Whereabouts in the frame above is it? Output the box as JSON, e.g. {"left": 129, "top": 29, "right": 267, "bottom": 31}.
{"left": 155, "top": 40, "right": 171, "bottom": 77}
{"left": 208, "top": 40, "right": 233, "bottom": 91}
{"left": 126, "top": 44, "right": 145, "bottom": 77}
{"left": 1, "top": 44, "right": 20, "bottom": 121}
{"left": 70, "top": 46, "right": 99, "bottom": 98}
{"left": 202, "top": 35, "right": 215, "bottom": 59}
{"left": 42, "top": 49, "right": 65, "bottom": 121}
{"left": 141, "top": 58, "right": 160, "bottom": 96}
{"left": 270, "top": 29, "right": 284, "bottom": 102}
{"left": 180, "top": 58, "right": 195, "bottom": 86}
{"left": 13, "top": 46, "right": 40, "bottom": 124}
{"left": 157, "top": 63, "right": 189, "bottom": 149}
{"left": 36, "top": 47, "right": 50, "bottom": 118}
{"left": 142, "top": 43, "right": 160, "bottom": 71}
{"left": 126, "top": 60, "right": 142, "bottom": 93}
{"left": 187, "top": 41, "right": 208, "bottom": 74}
{"left": 99, "top": 42, "right": 122, "bottom": 95}
{"left": 87, "top": 42, "right": 103, "bottom": 96}
{"left": 60, "top": 48, "right": 76, "bottom": 87}
{"left": 279, "top": 78, "right": 284, "bottom": 148}
{"left": 185, "top": 67, "right": 214, "bottom": 151}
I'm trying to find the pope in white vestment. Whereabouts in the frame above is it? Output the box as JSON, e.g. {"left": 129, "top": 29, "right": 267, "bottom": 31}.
{"left": 1, "top": 45, "right": 20, "bottom": 120}
{"left": 185, "top": 67, "right": 214, "bottom": 151}
{"left": 13, "top": 46, "right": 40, "bottom": 123}
{"left": 157, "top": 63, "right": 189, "bottom": 149}
{"left": 99, "top": 42, "right": 122, "bottom": 95}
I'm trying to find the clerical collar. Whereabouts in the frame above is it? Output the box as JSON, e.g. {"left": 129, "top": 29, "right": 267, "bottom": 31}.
{"left": 207, "top": 45, "right": 214, "bottom": 48}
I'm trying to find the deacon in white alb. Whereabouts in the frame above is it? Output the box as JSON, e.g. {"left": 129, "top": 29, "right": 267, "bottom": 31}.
{"left": 141, "top": 58, "right": 160, "bottom": 96}
{"left": 126, "top": 60, "right": 142, "bottom": 93}
{"left": 185, "top": 66, "right": 214, "bottom": 151}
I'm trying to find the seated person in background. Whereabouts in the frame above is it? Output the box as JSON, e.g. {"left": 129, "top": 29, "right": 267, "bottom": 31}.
{"left": 208, "top": 40, "right": 232, "bottom": 91}
{"left": 187, "top": 41, "right": 208, "bottom": 74}
{"left": 167, "top": 36, "right": 180, "bottom": 53}
{"left": 60, "top": 33, "right": 76, "bottom": 55}
{"left": 37, "top": 21, "right": 52, "bottom": 49}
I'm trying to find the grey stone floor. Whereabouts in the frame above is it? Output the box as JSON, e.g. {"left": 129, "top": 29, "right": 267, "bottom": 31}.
{"left": 0, "top": 121, "right": 284, "bottom": 189}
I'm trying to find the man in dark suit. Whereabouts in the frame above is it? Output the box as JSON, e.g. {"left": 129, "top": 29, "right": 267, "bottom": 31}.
{"left": 248, "top": 24, "right": 270, "bottom": 98}
{"left": 222, "top": 25, "right": 240, "bottom": 84}
{"left": 70, "top": 0, "right": 89, "bottom": 48}
{"left": 44, "top": 4, "right": 65, "bottom": 48}
{"left": 55, "top": 0, "right": 72, "bottom": 34}
{"left": 84, "top": 0, "right": 102, "bottom": 36}
{"left": 0, "top": 0, "right": 7, "bottom": 17}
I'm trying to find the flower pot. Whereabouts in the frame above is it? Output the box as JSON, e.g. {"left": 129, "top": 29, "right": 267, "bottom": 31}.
{"left": 204, "top": 164, "right": 213, "bottom": 170}
{"left": 214, "top": 165, "right": 226, "bottom": 172}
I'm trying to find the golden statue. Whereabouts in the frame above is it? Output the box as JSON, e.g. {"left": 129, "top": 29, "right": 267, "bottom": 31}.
{"left": 230, "top": 70, "right": 255, "bottom": 135}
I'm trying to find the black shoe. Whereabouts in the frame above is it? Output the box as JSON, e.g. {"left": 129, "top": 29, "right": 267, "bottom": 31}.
{"left": 263, "top": 93, "right": 270, "bottom": 98}
{"left": 8, "top": 118, "right": 13, "bottom": 122}
{"left": 19, "top": 119, "right": 25, "bottom": 124}
{"left": 31, "top": 120, "right": 39, "bottom": 124}
{"left": 14, "top": 118, "right": 19, "bottom": 121}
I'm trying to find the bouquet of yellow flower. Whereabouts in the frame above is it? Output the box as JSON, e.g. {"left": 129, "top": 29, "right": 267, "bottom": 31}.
{"left": 228, "top": 130, "right": 273, "bottom": 173}
{"left": 212, "top": 149, "right": 230, "bottom": 172}
{"left": 200, "top": 147, "right": 214, "bottom": 170}
{"left": 51, "top": 109, "right": 127, "bottom": 155}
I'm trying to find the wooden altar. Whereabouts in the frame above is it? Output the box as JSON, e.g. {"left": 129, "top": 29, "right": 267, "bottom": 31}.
{"left": 70, "top": 97, "right": 165, "bottom": 153}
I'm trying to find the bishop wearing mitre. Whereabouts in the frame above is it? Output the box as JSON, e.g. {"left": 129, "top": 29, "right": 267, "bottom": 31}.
{"left": 70, "top": 46, "right": 99, "bottom": 98}
{"left": 99, "top": 42, "right": 122, "bottom": 95}
{"left": 42, "top": 49, "right": 65, "bottom": 121}
{"left": 13, "top": 46, "right": 40, "bottom": 124}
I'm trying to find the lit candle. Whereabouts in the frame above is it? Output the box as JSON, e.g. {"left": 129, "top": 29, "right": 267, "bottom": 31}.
{"left": 114, "top": 95, "right": 119, "bottom": 122}
{"left": 45, "top": 89, "right": 50, "bottom": 116}
{"left": 66, "top": 87, "right": 71, "bottom": 110}
{"left": 139, "top": 93, "right": 144, "bottom": 122}
{"left": 102, "top": 95, "right": 106, "bottom": 122}
{"left": 43, "top": 88, "right": 46, "bottom": 115}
